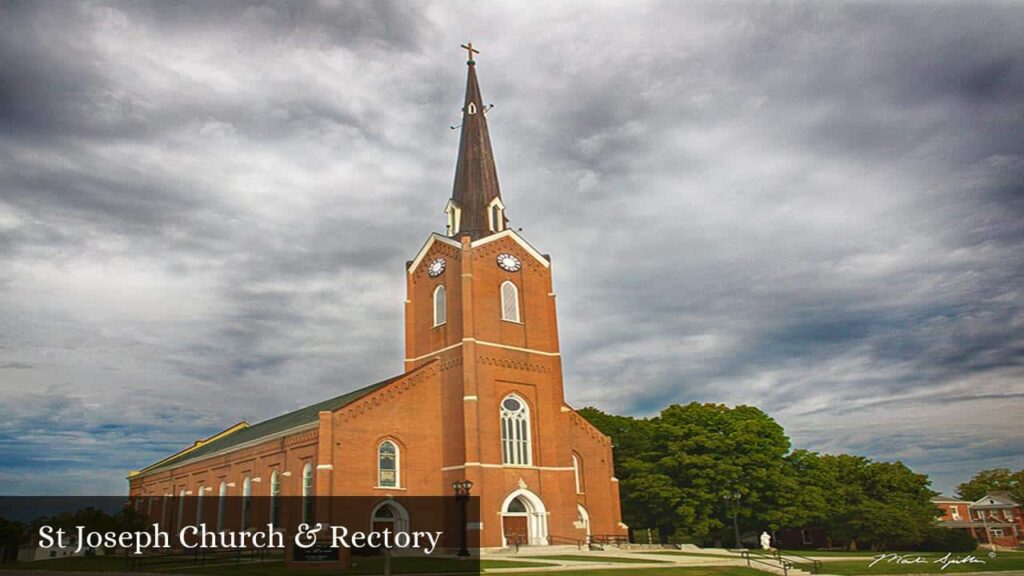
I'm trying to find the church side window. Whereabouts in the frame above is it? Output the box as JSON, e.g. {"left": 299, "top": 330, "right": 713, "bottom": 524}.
{"left": 573, "top": 453, "right": 585, "bottom": 494}
{"left": 216, "top": 481, "right": 227, "bottom": 531}
{"left": 500, "top": 394, "right": 532, "bottom": 465}
{"left": 501, "top": 281, "right": 520, "bottom": 322}
{"left": 433, "top": 285, "right": 447, "bottom": 327}
{"left": 177, "top": 489, "right": 186, "bottom": 529}
{"left": 378, "top": 440, "right": 399, "bottom": 488}
{"left": 302, "top": 463, "right": 314, "bottom": 524}
{"left": 241, "top": 476, "right": 252, "bottom": 530}
{"left": 196, "top": 485, "right": 204, "bottom": 524}
{"left": 269, "top": 470, "right": 281, "bottom": 527}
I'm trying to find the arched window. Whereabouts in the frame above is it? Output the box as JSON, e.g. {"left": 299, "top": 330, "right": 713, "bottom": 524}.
{"left": 241, "top": 476, "right": 252, "bottom": 530}
{"left": 177, "top": 489, "right": 186, "bottom": 528}
{"left": 501, "top": 281, "right": 520, "bottom": 323}
{"left": 500, "top": 394, "right": 532, "bottom": 465}
{"left": 487, "top": 198, "right": 505, "bottom": 232}
{"left": 433, "top": 285, "right": 447, "bottom": 327}
{"left": 446, "top": 202, "right": 461, "bottom": 236}
{"left": 216, "top": 481, "right": 227, "bottom": 531}
{"left": 269, "top": 470, "right": 281, "bottom": 527}
{"left": 378, "top": 440, "right": 399, "bottom": 488}
{"left": 196, "top": 486, "right": 204, "bottom": 524}
{"left": 302, "top": 463, "right": 314, "bottom": 524}
{"left": 572, "top": 453, "right": 585, "bottom": 493}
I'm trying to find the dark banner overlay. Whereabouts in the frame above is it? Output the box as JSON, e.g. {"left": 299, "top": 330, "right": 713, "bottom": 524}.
{"left": 0, "top": 496, "right": 481, "bottom": 574}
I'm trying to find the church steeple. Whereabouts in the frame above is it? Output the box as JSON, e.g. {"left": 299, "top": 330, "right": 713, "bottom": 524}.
{"left": 447, "top": 43, "right": 505, "bottom": 240}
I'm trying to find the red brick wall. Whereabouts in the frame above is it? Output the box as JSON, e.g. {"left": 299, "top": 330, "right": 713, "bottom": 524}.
{"left": 935, "top": 502, "right": 969, "bottom": 522}
{"left": 129, "top": 427, "right": 319, "bottom": 531}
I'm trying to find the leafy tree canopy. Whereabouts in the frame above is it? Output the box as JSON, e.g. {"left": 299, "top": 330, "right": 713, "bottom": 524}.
{"left": 956, "top": 468, "right": 1024, "bottom": 504}
{"left": 579, "top": 402, "right": 939, "bottom": 550}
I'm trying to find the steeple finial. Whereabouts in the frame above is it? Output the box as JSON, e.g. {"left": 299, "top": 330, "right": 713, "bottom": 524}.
{"left": 460, "top": 42, "right": 480, "bottom": 64}
{"left": 447, "top": 42, "right": 504, "bottom": 240}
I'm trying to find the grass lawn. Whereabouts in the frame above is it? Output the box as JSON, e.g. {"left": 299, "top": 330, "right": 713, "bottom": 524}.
{"left": 499, "top": 568, "right": 765, "bottom": 576}
{"left": 0, "top": 555, "right": 126, "bottom": 572}
{"left": 818, "top": 551, "right": 1024, "bottom": 574}
{"left": 0, "top": 555, "right": 556, "bottom": 574}
{"left": 529, "top": 553, "right": 670, "bottom": 563}
{"left": 647, "top": 551, "right": 741, "bottom": 559}
{"left": 780, "top": 550, "right": 925, "bottom": 557}
{"left": 179, "top": 557, "right": 555, "bottom": 574}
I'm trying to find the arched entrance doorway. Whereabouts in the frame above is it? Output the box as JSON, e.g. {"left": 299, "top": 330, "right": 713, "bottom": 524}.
{"left": 370, "top": 500, "right": 410, "bottom": 534}
{"left": 576, "top": 504, "right": 591, "bottom": 543}
{"left": 500, "top": 489, "right": 548, "bottom": 546}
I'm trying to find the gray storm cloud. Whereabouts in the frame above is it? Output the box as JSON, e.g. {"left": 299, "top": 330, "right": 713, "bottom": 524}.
{"left": 0, "top": 0, "right": 1021, "bottom": 495}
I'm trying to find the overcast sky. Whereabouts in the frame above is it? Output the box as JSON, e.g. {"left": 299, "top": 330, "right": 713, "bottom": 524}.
{"left": 1, "top": 0, "right": 1022, "bottom": 497}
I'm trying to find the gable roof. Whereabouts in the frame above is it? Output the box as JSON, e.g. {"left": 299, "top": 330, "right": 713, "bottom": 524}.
{"left": 407, "top": 233, "right": 462, "bottom": 274}
{"left": 133, "top": 365, "right": 431, "bottom": 478}
{"left": 971, "top": 492, "right": 1020, "bottom": 507}
{"left": 931, "top": 495, "right": 969, "bottom": 503}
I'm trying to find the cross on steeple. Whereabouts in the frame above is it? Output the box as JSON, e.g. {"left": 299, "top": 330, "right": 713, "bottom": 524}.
{"left": 460, "top": 42, "right": 479, "bottom": 63}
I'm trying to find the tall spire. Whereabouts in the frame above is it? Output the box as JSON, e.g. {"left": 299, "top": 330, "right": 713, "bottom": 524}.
{"left": 447, "top": 43, "right": 504, "bottom": 240}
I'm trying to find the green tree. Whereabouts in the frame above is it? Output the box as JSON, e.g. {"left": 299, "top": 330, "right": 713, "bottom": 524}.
{"left": 767, "top": 449, "right": 830, "bottom": 532}
{"left": 796, "top": 454, "right": 938, "bottom": 550}
{"left": 581, "top": 402, "right": 793, "bottom": 544}
{"left": 580, "top": 404, "right": 940, "bottom": 550}
{"left": 956, "top": 468, "right": 1024, "bottom": 503}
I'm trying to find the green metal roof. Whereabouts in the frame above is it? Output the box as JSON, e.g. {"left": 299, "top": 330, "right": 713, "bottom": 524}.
{"left": 138, "top": 369, "right": 415, "bottom": 476}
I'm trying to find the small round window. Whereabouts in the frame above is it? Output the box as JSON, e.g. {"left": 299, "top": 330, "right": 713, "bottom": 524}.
{"left": 502, "top": 397, "right": 522, "bottom": 411}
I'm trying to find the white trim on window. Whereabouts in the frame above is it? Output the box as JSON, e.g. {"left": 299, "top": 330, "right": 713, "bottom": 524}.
{"left": 501, "top": 281, "right": 520, "bottom": 323}
{"left": 196, "top": 485, "right": 204, "bottom": 524}
{"left": 487, "top": 197, "right": 506, "bottom": 233}
{"left": 302, "top": 463, "right": 314, "bottom": 524}
{"left": 177, "top": 489, "right": 186, "bottom": 529}
{"left": 269, "top": 470, "right": 281, "bottom": 527}
{"left": 500, "top": 394, "right": 532, "bottom": 466}
{"left": 241, "top": 476, "right": 252, "bottom": 530}
{"left": 572, "top": 453, "right": 584, "bottom": 494}
{"left": 444, "top": 201, "right": 462, "bottom": 237}
{"left": 377, "top": 439, "right": 401, "bottom": 488}
{"left": 433, "top": 285, "right": 447, "bottom": 327}
{"left": 216, "top": 481, "right": 227, "bottom": 531}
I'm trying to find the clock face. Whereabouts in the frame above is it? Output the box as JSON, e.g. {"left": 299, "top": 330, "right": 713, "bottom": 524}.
{"left": 427, "top": 257, "right": 446, "bottom": 277}
{"left": 496, "top": 253, "right": 521, "bottom": 272}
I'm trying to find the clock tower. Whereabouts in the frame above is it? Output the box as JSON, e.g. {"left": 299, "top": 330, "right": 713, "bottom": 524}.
{"left": 403, "top": 47, "right": 625, "bottom": 547}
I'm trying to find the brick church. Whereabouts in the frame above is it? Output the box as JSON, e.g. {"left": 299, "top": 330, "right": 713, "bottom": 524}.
{"left": 129, "top": 48, "right": 628, "bottom": 549}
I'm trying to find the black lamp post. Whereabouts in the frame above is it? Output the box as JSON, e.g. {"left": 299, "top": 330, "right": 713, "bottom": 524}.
{"left": 724, "top": 491, "right": 742, "bottom": 549}
{"left": 452, "top": 480, "right": 474, "bottom": 557}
